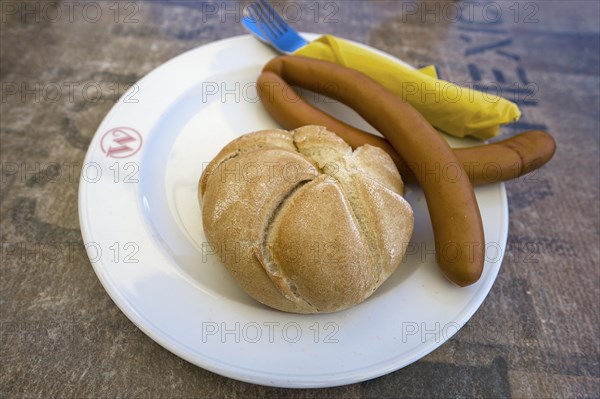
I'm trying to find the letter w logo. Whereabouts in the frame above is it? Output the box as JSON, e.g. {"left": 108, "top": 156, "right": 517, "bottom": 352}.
{"left": 100, "top": 127, "right": 143, "bottom": 159}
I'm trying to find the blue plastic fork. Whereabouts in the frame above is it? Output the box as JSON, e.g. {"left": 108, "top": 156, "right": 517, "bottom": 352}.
{"left": 242, "top": 0, "right": 309, "bottom": 54}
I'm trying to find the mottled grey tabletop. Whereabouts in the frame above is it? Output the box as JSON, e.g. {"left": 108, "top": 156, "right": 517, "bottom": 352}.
{"left": 1, "top": 1, "right": 599, "bottom": 398}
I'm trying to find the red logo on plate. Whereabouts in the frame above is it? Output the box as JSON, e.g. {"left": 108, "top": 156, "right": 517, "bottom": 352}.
{"left": 100, "top": 127, "right": 143, "bottom": 158}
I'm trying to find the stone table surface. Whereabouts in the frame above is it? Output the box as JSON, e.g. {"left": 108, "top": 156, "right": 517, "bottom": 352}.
{"left": 1, "top": 1, "right": 599, "bottom": 398}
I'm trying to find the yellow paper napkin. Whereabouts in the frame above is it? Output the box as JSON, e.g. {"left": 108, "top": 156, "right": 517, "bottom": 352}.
{"left": 294, "top": 35, "right": 521, "bottom": 140}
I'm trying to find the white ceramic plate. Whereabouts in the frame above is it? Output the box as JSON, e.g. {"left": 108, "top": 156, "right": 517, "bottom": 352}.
{"left": 79, "top": 34, "right": 508, "bottom": 388}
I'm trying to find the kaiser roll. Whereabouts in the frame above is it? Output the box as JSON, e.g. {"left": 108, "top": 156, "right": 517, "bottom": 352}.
{"left": 199, "top": 125, "right": 414, "bottom": 313}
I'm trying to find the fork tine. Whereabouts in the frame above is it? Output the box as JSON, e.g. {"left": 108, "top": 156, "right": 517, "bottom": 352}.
{"left": 257, "top": 0, "right": 287, "bottom": 34}
{"left": 245, "top": 3, "right": 259, "bottom": 22}
{"left": 253, "top": 1, "right": 279, "bottom": 38}
{"left": 262, "top": 0, "right": 289, "bottom": 31}
{"left": 269, "top": 0, "right": 292, "bottom": 31}
{"left": 249, "top": 3, "right": 279, "bottom": 41}
{"left": 242, "top": 0, "right": 309, "bottom": 54}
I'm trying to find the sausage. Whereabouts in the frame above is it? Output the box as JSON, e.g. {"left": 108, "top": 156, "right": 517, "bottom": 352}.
{"left": 449, "top": 131, "right": 556, "bottom": 185}
{"left": 258, "top": 56, "right": 485, "bottom": 286}
{"left": 257, "top": 69, "right": 556, "bottom": 186}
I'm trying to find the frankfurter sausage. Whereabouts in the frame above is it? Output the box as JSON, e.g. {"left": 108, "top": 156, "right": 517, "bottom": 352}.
{"left": 259, "top": 56, "right": 485, "bottom": 286}
{"left": 257, "top": 70, "right": 556, "bottom": 186}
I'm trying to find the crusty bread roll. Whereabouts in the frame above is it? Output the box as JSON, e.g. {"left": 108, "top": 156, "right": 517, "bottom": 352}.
{"left": 199, "top": 126, "right": 414, "bottom": 313}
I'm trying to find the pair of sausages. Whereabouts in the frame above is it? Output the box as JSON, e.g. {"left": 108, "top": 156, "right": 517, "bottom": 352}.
{"left": 257, "top": 59, "right": 556, "bottom": 186}
{"left": 256, "top": 56, "right": 556, "bottom": 287}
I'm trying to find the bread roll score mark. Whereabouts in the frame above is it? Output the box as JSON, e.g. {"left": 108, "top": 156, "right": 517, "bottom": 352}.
{"left": 256, "top": 178, "right": 317, "bottom": 311}
{"left": 200, "top": 132, "right": 318, "bottom": 313}
{"left": 291, "top": 127, "right": 384, "bottom": 282}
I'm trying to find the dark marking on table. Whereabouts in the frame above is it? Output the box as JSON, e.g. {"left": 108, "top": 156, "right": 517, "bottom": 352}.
{"left": 11, "top": 197, "right": 82, "bottom": 242}
{"left": 112, "top": 23, "right": 215, "bottom": 41}
{"left": 507, "top": 235, "right": 578, "bottom": 259}
{"left": 59, "top": 118, "right": 92, "bottom": 150}
{"left": 507, "top": 178, "right": 554, "bottom": 211}
{"left": 360, "top": 357, "right": 511, "bottom": 398}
